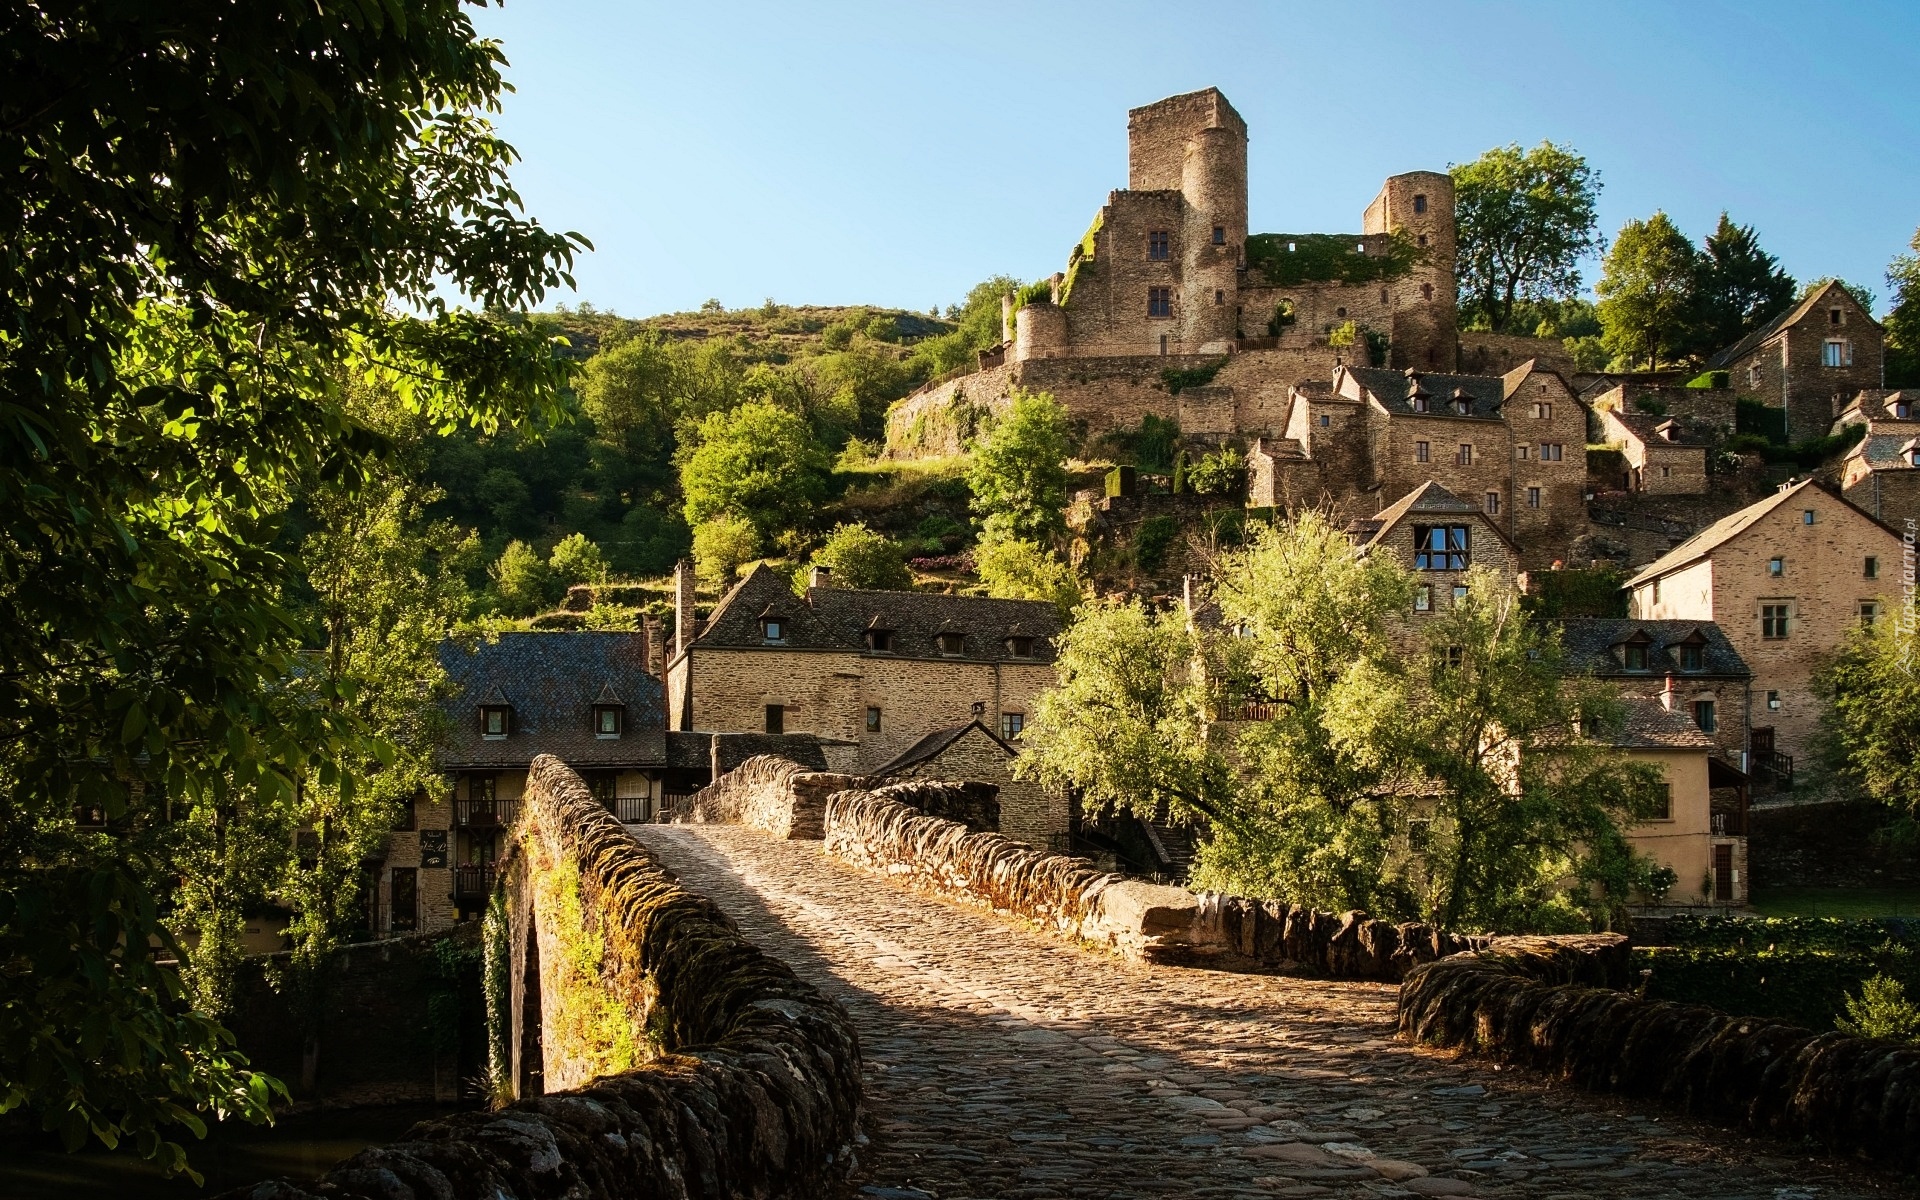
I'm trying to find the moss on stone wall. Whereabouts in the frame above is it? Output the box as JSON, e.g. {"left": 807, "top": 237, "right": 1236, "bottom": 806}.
{"left": 540, "top": 859, "right": 643, "bottom": 1081}
{"left": 482, "top": 888, "right": 513, "bottom": 1105}
{"left": 1058, "top": 212, "right": 1104, "bottom": 308}
{"left": 1245, "top": 230, "right": 1423, "bottom": 287}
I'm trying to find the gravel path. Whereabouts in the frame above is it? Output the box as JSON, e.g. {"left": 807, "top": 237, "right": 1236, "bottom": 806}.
{"left": 630, "top": 824, "right": 1890, "bottom": 1200}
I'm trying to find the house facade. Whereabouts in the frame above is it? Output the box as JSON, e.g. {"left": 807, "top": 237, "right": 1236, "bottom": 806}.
{"left": 1608, "top": 696, "right": 1749, "bottom": 907}
{"left": 1624, "top": 479, "right": 1903, "bottom": 780}
{"left": 665, "top": 563, "right": 1062, "bottom": 774}
{"left": 1834, "top": 389, "right": 1920, "bottom": 529}
{"left": 1706, "top": 280, "right": 1886, "bottom": 443}
{"left": 1594, "top": 407, "right": 1709, "bottom": 496}
{"left": 871, "top": 720, "right": 1070, "bottom": 851}
{"left": 1349, "top": 480, "right": 1520, "bottom": 616}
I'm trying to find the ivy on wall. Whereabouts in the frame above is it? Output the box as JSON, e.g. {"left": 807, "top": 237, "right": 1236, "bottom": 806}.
{"left": 1245, "top": 230, "right": 1424, "bottom": 286}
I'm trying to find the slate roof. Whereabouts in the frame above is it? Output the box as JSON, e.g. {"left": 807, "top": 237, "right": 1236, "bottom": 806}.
{"left": 871, "top": 721, "right": 1015, "bottom": 777}
{"left": 1706, "top": 280, "right": 1883, "bottom": 370}
{"left": 1847, "top": 433, "right": 1920, "bottom": 469}
{"left": 1553, "top": 619, "right": 1750, "bottom": 679}
{"left": 1624, "top": 478, "right": 1895, "bottom": 587}
{"left": 691, "top": 563, "right": 1062, "bottom": 664}
{"left": 438, "top": 633, "right": 663, "bottom": 769}
{"left": 1603, "top": 409, "right": 1706, "bottom": 448}
{"left": 1612, "top": 696, "right": 1717, "bottom": 750}
{"left": 1345, "top": 366, "right": 1505, "bottom": 420}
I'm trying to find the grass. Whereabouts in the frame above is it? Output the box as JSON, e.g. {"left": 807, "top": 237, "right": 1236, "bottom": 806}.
{"left": 1748, "top": 887, "right": 1920, "bottom": 920}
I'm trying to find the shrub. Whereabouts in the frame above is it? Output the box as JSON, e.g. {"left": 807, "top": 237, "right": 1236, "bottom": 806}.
{"left": 692, "top": 515, "right": 759, "bottom": 590}
{"left": 974, "top": 535, "right": 1080, "bottom": 615}
{"left": 1520, "top": 566, "right": 1629, "bottom": 618}
{"left": 804, "top": 522, "right": 910, "bottom": 591}
{"left": 1161, "top": 357, "right": 1227, "bottom": 395}
{"left": 1633, "top": 397, "right": 1668, "bottom": 417}
{"left": 1838, "top": 974, "right": 1920, "bottom": 1042}
{"left": 548, "top": 532, "right": 609, "bottom": 587}
{"left": 1186, "top": 447, "right": 1246, "bottom": 497}
{"left": 1634, "top": 915, "right": 1920, "bottom": 1031}
{"left": 1134, "top": 516, "right": 1178, "bottom": 575}
{"left": 490, "top": 540, "right": 554, "bottom": 615}
{"left": 1686, "top": 369, "right": 1729, "bottom": 389}
{"left": 1735, "top": 397, "right": 1788, "bottom": 444}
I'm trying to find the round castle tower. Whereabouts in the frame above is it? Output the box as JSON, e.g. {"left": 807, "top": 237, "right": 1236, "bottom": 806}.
{"left": 1364, "top": 171, "right": 1458, "bottom": 370}
{"left": 1180, "top": 123, "right": 1246, "bottom": 354}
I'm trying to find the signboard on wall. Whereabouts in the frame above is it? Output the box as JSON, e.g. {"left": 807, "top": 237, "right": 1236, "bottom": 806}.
{"left": 419, "top": 829, "right": 448, "bottom": 868}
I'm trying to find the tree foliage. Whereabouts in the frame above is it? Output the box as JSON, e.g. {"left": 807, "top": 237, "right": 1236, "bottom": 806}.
{"left": 1814, "top": 616, "right": 1920, "bottom": 818}
{"left": 548, "top": 532, "right": 610, "bottom": 587}
{"left": 0, "top": 3, "right": 580, "bottom": 1168}
{"left": 678, "top": 401, "right": 831, "bottom": 541}
{"left": 1689, "top": 213, "right": 1796, "bottom": 357}
{"left": 1597, "top": 212, "right": 1699, "bottom": 369}
{"left": 804, "top": 522, "right": 911, "bottom": 591}
{"left": 973, "top": 536, "right": 1082, "bottom": 615}
{"left": 967, "top": 390, "right": 1072, "bottom": 544}
{"left": 692, "top": 514, "right": 761, "bottom": 590}
{"left": 1886, "top": 227, "right": 1920, "bottom": 387}
{"left": 1452, "top": 142, "right": 1603, "bottom": 333}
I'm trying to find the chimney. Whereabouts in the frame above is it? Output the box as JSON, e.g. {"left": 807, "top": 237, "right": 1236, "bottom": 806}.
{"left": 673, "top": 560, "right": 695, "bottom": 660}
{"left": 641, "top": 613, "right": 660, "bottom": 676}
{"left": 1661, "top": 673, "right": 1676, "bottom": 711}
{"left": 970, "top": 700, "right": 986, "bottom": 721}
{"left": 808, "top": 565, "right": 832, "bottom": 590}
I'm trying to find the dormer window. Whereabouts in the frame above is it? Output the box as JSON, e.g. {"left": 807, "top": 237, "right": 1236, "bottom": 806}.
{"left": 481, "top": 706, "right": 510, "bottom": 740}
{"left": 937, "top": 631, "right": 965, "bottom": 657}
{"left": 1911, "top": 448, "right": 1920, "bottom": 467}
{"left": 863, "top": 628, "right": 894, "bottom": 653}
{"left": 1451, "top": 388, "right": 1471, "bottom": 416}
{"left": 1623, "top": 642, "right": 1649, "bottom": 671}
{"left": 1896, "top": 401, "right": 1912, "bottom": 419}
{"left": 1006, "top": 636, "right": 1034, "bottom": 659}
{"left": 1678, "top": 641, "right": 1705, "bottom": 671}
{"left": 762, "top": 618, "right": 785, "bottom": 644}
{"left": 593, "top": 705, "right": 623, "bottom": 739}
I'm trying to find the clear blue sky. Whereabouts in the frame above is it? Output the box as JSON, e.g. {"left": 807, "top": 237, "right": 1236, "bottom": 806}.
{"left": 473, "top": 0, "right": 1920, "bottom": 320}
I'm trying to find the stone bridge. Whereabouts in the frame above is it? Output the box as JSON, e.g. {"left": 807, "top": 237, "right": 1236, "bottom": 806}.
{"left": 229, "top": 756, "right": 1915, "bottom": 1200}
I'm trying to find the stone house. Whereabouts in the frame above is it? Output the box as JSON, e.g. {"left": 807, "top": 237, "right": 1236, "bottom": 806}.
{"left": 1706, "top": 280, "right": 1886, "bottom": 443}
{"left": 1348, "top": 480, "right": 1520, "bottom": 615}
{"left": 375, "top": 632, "right": 667, "bottom": 938}
{"left": 1593, "top": 407, "right": 1709, "bottom": 495}
{"left": 1250, "top": 361, "right": 1588, "bottom": 569}
{"left": 1554, "top": 618, "right": 1752, "bottom": 767}
{"left": 1624, "top": 478, "right": 1903, "bottom": 781}
{"left": 664, "top": 563, "right": 1061, "bottom": 775}
{"left": 1833, "top": 389, "right": 1920, "bottom": 528}
{"left": 870, "top": 719, "right": 1069, "bottom": 851}
{"left": 1606, "top": 695, "right": 1749, "bottom": 907}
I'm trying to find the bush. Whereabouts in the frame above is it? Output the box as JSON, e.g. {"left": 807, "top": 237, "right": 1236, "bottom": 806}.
{"left": 1105, "top": 414, "right": 1181, "bottom": 472}
{"left": 1633, "top": 397, "right": 1667, "bottom": 417}
{"left": 548, "top": 532, "right": 609, "bottom": 587}
{"left": 490, "top": 540, "right": 554, "bottom": 615}
{"left": 1161, "top": 357, "right": 1227, "bottom": 395}
{"left": 692, "top": 515, "right": 759, "bottom": 590}
{"left": 1133, "top": 516, "right": 1178, "bottom": 575}
{"left": 1735, "top": 397, "right": 1788, "bottom": 444}
{"left": 1838, "top": 974, "right": 1920, "bottom": 1041}
{"left": 1521, "top": 566, "right": 1628, "bottom": 618}
{"left": 1686, "top": 369, "right": 1729, "bottom": 389}
{"left": 1635, "top": 915, "right": 1920, "bottom": 1031}
{"left": 1186, "top": 447, "right": 1245, "bottom": 497}
{"left": 973, "top": 535, "right": 1080, "bottom": 615}
{"left": 804, "top": 522, "right": 910, "bottom": 591}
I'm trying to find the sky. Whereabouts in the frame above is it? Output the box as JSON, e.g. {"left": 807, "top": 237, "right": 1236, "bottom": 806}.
{"left": 472, "top": 0, "right": 1920, "bottom": 320}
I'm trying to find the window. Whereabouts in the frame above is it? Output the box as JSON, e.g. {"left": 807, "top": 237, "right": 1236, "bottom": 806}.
{"left": 390, "top": 868, "right": 418, "bottom": 932}
{"left": 865, "top": 706, "right": 882, "bottom": 733}
{"left": 1212, "top": 225, "right": 1226, "bottom": 245}
{"left": 1679, "top": 643, "right": 1704, "bottom": 671}
{"left": 1648, "top": 783, "right": 1673, "bottom": 821}
{"left": 1767, "top": 689, "right": 1781, "bottom": 710}
{"left": 1148, "top": 287, "right": 1172, "bottom": 318}
{"left": 938, "top": 631, "right": 965, "bottom": 656}
{"left": 762, "top": 618, "right": 785, "bottom": 643}
{"left": 1336, "top": 306, "right": 1348, "bottom": 319}
{"left": 1911, "top": 448, "right": 1920, "bottom": 467}
{"left": 1380, "top": 287, "right": 1389, "bottom": 304}
{"left": 1442, "top": 645, "right": 1464, "bottom": 669}
{"left": 1624, "top": 643, "right": 1649, "bottom": 671}
{"left": 764, "top": 704, "right": 784, "bottom": 734}
{"left": 1896, "top": 402, "right": 1912, "bottom": 419}
{"left": 1414, "top": 525, "right": 1470, "bottom": 570}
{"left": 1768, "top": 557, "right": 1783, "bottom": 577}
{"left": 1006, "top": 635, "right": 1034, "bottom": 658}
{"left": 1532, "top": 402, "right": 1553, "bottom": 419}
{"left": 1456, "top": 443, "right": 1472, "bottom": 466}
{"left": 1861, "top": 602, "right": 1881, "bottom": 625}
{"left": 1866, "top": 556, "right": 1879, "bottom": 580}
{"left": 1417, "top": 234, "right": 1429, "bottom": 248}
{"left": 1413, "top": 193, "right": 1428, "bottom": 214}
{"left": 1515, "top": 445, "right": 1529, "bottom": 460}
{"left": 594, "top": 705, "right": 622, "bottom": 739}
{"left": 1485, "top": 491, "right": 1500, "bottom": 515}
{"left": 1414, "top": 440, "right": 1429, "bottom": 463}
{"left": 1414, "top": 584, "right": 1431, "bottom": 612}
{"left": 1421, "top": 282, "right": 1433, "bottom": 300}
{"left": 864, "top": 628, "right": 894, "bottom": 652}
{"left": 1802, "top": 509, "right": 1815, "bottom": 525}
{"left": 1214, "top": 289, "right": 1225, "bottom": 305}
{"left": 1823, "top": 339, "right": 1851, "bottom": 367}
{"left": 1451, "top": 585, "right": 1469, "bottom": 607}
{"left": 1661, "top": 466, "right": 1672, "bottom": 478}
{"left": 481, "top": 705, "right": 509, "bottom": 740}
{"left": 1539, "top": 443, "right": 1564, "bottom": 461}
{"left": 1411, "top": 394, "right": 1429, "bottom": 413}
{"left": 1148, "top": 230, "right": 1170, "bottom": 260}
{"left": 1692, "top": 700, "right": 1717, "bottom": 733}
{"left": 1527, "top": 486, "right": 1541, "bottom": 508}
{"left": 1762, "top": 603, "right": 1790, "bottom": 639}
{"left": 1830, "top": 307, "right": 1843, "bottom": 325}
{"left": 1000, "top": 712, "right": 1025, "bottom": 740}
{"left": 1318, "top": 414, "right": 1330, "bottom": 427}
{"left": 1451, "top": 395, "right": 1471, "bottom": 416}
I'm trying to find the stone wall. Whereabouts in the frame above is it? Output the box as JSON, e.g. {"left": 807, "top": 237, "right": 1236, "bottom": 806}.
{"left": 1455, "top": 332, "right": 1576, "bottom": 379}
{"left": 1399, "top": 934, "right": 1920, "bottom": 1172}
{"left": 868, "top": 778, "right": 1001, "bottom": 834}
{"left": 682, "top": 753, "right": 863, "bottom": 840}
{"left": 220, "top": 755, "right": 862, "bottom": 1200}
{"left": 1749, "top": 798, "right": 1920, "bottom": 888}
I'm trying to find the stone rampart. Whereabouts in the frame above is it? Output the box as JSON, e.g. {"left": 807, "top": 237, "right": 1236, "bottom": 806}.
{"left": 681, "top": 754, "right": 863, "bottom": 839}
{"left": 1186, "top": 893, "right": 1492, "bottom": 980}
{"left": 1398, "top": 934, "right": 1920, "bottom": 1171}
{"left": 868, "top": 778, "right": 1001, "bottom": 834}
{"left": 219, "top": 755, "right": 861, "bottom": 1200}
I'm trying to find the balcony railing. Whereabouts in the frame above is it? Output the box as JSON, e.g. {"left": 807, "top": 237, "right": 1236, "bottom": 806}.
{"left": 608, "top": 794, "right": 651, "bottom": 823}
{"left": 656, "top": 791, "right": 698, "bottom": 821}
{"left": 1754, "top": 751, "right": 1794, "bottom": 790}
{"left": 453, "top": 864, "right": 498, "bottom": 902}
{"left": 455, "top": 797, "right": 520, "bottom": 829}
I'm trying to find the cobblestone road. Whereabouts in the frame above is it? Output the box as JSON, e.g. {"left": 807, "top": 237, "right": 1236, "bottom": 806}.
{"left": 630, "top": 825, "right": 1891, "bottom": 1200}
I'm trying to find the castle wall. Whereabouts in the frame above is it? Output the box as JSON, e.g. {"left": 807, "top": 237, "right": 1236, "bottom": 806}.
{"left": 1457, "top": 332, "right": 1577, "bottom": 379}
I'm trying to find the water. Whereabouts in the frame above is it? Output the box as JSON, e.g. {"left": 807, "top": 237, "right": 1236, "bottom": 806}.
{"left": 0, "top": 1103, "right": 471, "bottom": 1198}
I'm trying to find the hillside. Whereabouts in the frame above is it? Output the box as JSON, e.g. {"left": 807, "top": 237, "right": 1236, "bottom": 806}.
{"left": 523, "top": 301, "right": 958, "bottom": 365}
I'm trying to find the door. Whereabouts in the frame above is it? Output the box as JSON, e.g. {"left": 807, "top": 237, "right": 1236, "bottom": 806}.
{"left": 1712, "top": 844, "right": 1733, "bottom": 902}
{"left": 391, "top": 867, "right": 418, "bottom": 931}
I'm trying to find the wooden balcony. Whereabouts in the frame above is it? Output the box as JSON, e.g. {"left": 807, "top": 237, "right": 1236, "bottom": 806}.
{"left": 454, "top": 797, "right": 520, "bottom": 829}
{"left": 453, "top": 864, "right": 498, "bottom": 902}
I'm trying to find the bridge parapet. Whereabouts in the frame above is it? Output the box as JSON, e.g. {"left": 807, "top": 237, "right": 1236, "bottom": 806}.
{"left": 220, "top": 754, "right": 860, "bottom": 1200}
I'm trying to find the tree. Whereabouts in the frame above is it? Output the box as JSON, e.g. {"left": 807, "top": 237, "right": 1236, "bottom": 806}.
{"left": 967, "top": 390, "right": 1072, "bottom": 543}
{"left": 1452, "top": 142, "right": 1604, "bottom": 333}
{"left": 1597, "top": 212, "right": 1699, "bottom": 369}
{"left": 679, "top": 401, "right": 831, "bottom": 540}
{"left": 578, "top": 332, "right": 679, "bottom": 448}
{"left": 1814, "top": 617, "right": 1920, "bottom": 818}
{"left": 491, "top": 541, "right": 554, "bottom": 616}
{"left": 1690, "top": 213, "right": 1796, "bottom": 357}
{"left": 805, "top": 523, "right": 911, "bottom": 591}
{"left": 973, "top": 537, "right": 1082, "bottom": 615}
{"left": 1805, "top": 276, "right": 1879, "bottom": 313}
{"left": 692, "top": 515, "right": 761, "bottom": 590}
{"left": 1888, "top": 227, "right": 1920, "bottom": 387}
{"left": 0, "top": 2, "right": 579, "bottom": 1173}
{"left": 549, "top": 532, "right": 610, "bottom": 587}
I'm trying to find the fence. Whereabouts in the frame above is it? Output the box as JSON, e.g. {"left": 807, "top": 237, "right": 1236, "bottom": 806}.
{"left": 454, "top": 796, "right": 521, "bottom": 829}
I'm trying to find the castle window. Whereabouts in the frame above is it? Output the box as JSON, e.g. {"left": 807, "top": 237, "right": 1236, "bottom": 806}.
{"left": 1319, "top": 414, "right": 1330, "bottom": 427}
{"left": 1679, "top": 643, "right": 1704, "bottom": 671}
{"left": 764, "top": 704, "right": 784, "bottom": 734}
{"left": 1380, "top": 288, "right": 1389, "bottom": 304}
{"left": 1418, "top": 235, "right": 1429, "bottom": 248}
{"left": 1485, "top": 491, "right": 1500, "bottom": 515}
{"left": 1356, "top": 242, "right": 1365, "bottom": 253}
{"left": 1451, "top": 585, "right": 1470, "bottom": 607}
{"left": 1527, "top": 486, "right": 1541, "bottom": 508}
{"left": 1762, "top": 603, "right": 1789, "bottom": 639}
{"left": 1456, "top": 443, "right": 1472, "bottom": 466}
{"left": 1215, "top": 289, "right": 1225, "bottom": 305}
{"left": 1148, "top": 230, "right": 1170, "bottom": 260}
{"left": 866, "top": 706, "right": 882, "bottom": 733}
{"left": 1823, "top": 339, "right": 1851, "bottom": 367}
{"left": 1000, "top": 712, "right": 1025, "bottom": 740}
{"left": 1692, "top": 700, "right": 1716, "bottom": 733}
{"left": 1421, "top": 282, "right": 1433, "bottom": 300}
{"left": 1414, "top": 440, "right": 1429, "bottom": 462}
{"left": 1414, "top": 584, "right": 1431, "bottom": 612}
{"left": 1413, "top": 193, "right": 1428, "bottom": 215}
{"left": 1413, "top": 525, "right": 1470, "bottom": 570}
{"left": 1866, "top": 556, "right": 1879, "bottom": 579}
{"left": 1532, "top": 402, "right": 1553, "bottom": 419}
{"left": 1539, "top": 442, "right": 1564, "bottom": 461}
{"left": 1768, "top": 556, "right": 1783, "bottom": 577}
{"left": 1212, "top": 226, "right": 1225, "bottom": 245}
{"left": 938, "top": 631, "right": 965, "bottom": 656}
{"left": 1336, "top": 306, "right": 1347, "bottom": 318}
{"left": 1148, "top": 287, "right": 1172, "bottom": 318}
